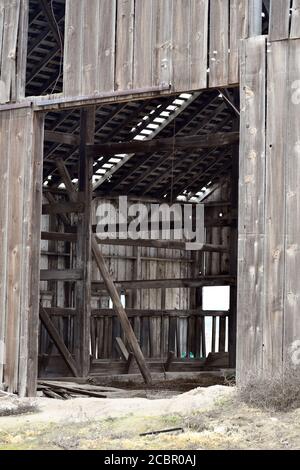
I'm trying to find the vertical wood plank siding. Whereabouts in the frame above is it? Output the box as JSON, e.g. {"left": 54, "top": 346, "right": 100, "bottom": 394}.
{"left": 238, "top": 36, "right": 300, "bottom": 381}
{"left": 0, "top": 107, "right": 43, "bottom": 396}
{"left": 0, "top": 0, "right": 25, "bottom": 103}
{"left": 237, "top": 36, "right": 266, "bottom": 382}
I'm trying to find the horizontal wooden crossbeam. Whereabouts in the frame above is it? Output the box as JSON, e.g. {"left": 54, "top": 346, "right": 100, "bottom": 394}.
{"left": 93, "top": 276, "right": 235, "bottom": 291}
{"left": 87, "top": 132, "right": 239, "bottom": 156}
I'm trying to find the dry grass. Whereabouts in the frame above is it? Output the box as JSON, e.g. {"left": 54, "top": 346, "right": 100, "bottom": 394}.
{"left": 238, "top": 364, "right": 300, "bottom": 412}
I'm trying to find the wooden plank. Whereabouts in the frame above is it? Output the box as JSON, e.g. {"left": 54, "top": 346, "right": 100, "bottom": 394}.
{"left": 3, "top": 108, "right": 26, "bottom": 393}
{"left": 15, "top": 0, "right": 29, "bottom": 100}
{"left": 291, "top": 0, "right": 300, "bottom": 39}
{"left": 264, "top": 40, "right": 288, "bottom": 373}
{"left": 238, "top": 37, "right": 266, "bottom": 236}
{"left": 172, "top": 0, "right": 191, "bottom": 91}
{"left": 229, "top": 0, "right": 248, "bottom": 84}
{"left": 115, "top": 0, "right": 135, "bottom": 90}
{"left": 133, "top": 0, "right": 154, "bottom": 89}
{"left": 39, "top": 306, "right": 79, "bottom": 377}
{"left": 269, "top": 0, "right": 290, "bottom": 41}
{"left": 97, "top": 238, "right": 228, "bottom": 253}
{"left": 63, "top": 0, "right": 83, "bottom": 97}
{"left": 190, "top": 0, "right": 209, "bottom": 90}
{"left": 284, "top": 39, "right": 300, "bottom": 361}
{"left": 0, "top": 0, "right": 20, "bottom": 103}
{"left": 0, "top": 108, "right": 10, "bottom": 387}
{"left": 87, "top": 132, "right": 239, "bottom": 156}
{"left": 93, "top": 276, "right": 235, "bottom": 291}
{"left": 97, "top": 0, "right": 116, "bottom": 93}
{"left": 41, "top": 232, "right": 77, "bottom": 242}
{"left": 152, "top": 0, "right": 173, "bottom": 88}
{"left": 40, "top": 269, "right": 83, "bottom": 281}
{"left": 81, "top": 0, "right": 99, "bottom": 96}
{"left": 115, "top": 337, "right": 129, "bottom": 361}
{"left": 75, "top": 108, "right": 95, "bottom": 375}
{"left": 209, "top": 0, "right": 229, "bottom": 87}
{"left": 45, "top": 131, "right": 80, "bottom": 146}
{"left": 19, "top": 111, "right": 43, "bottom": 397}
{"left": 237, "top": 36, "right": 266, "bottom": 383}
{"left": 248, "top": 0, "right": 262, "bottom": 37}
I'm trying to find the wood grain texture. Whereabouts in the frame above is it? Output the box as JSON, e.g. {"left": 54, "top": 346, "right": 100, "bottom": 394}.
{"left": 291, "top": 0, "right": 300, "bottom": 38}
{"left": 229, "top": 0, "right": 248, "bottom": 84}
{"left": 0, "top": 108, "right": 43, "bottom": 395}
{"left": 209, "top": 0, "right": 229, "bottom": 87}
{"left": 269, "top": 0, "right": 290, "bottom": 41}
{"left": 263, "top": 40, "right": 288, "bottom": 373}
{"left": 237, "top": 37, "right": 266, "bottom": 383}
{"left": 284, "top": 39, "right": 300, "bottom": 360}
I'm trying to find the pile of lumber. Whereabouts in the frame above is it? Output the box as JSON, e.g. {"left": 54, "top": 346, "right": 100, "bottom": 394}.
{"left": 37, "top": 380, "right": 147, "bottom": 400}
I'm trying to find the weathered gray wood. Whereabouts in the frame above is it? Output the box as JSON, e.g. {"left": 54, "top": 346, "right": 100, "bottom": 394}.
{"left": 237, "top": 37, "right": 266, "bottom": 383}
{"left": 172, "top": 0, "right": 191, "bottom": 91}
{"left": 248, "top": 0, "right": 262, "bottom": 37}
{"left": 152, "top": 0, "right": 173, "bottom": 88}
{"left": 88, "top": 132, "right": 239, "bottom": 156}
{"left": 209, "top": 0, "right": 229, "bottom": 87}
{"left": 0, "top": 0, "right": 20, "bottom": 103}
{"left": 229, "top": 0, "right": 248, "bottom": 84}
{"left": 97, "top": 0, "right": 116, "bottom": 93}
{"left": 190, "top": 0, "right": 209, "bottom": 90}
{"left": 264, "top": 40, "right": 288, "bottom": 373}
{"left": 284, "top": 39, "right": 300, "bottom": 361}
{"left": 290, "top": 0, "right": 300, "bottom": 38}
{"left": 93, "top": 275, "right": 235, "bottom": 291}
{"left": 64, "top": 0, "right": 83, "bottom": 97}
{"left": 76, "top": 108, "right": 95, "bottom": 376}
{"left": 238, "top": 37, "right": 266, "bottom": 236}
{"left": 115, "top": 0, "right": 135, "bottom": 90}
{"left": 269, "top": 0, "right": 290, "bottom": 41}
{"left": 133, "top": 0, "right": 154, "bottom": 90}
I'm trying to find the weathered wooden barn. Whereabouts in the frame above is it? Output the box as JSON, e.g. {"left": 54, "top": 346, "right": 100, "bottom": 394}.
{"left": 0, "top": 0, "right": 299, "bottom": 396}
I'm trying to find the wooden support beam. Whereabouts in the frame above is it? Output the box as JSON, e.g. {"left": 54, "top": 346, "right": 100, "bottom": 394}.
{"left": 87, "top": 132, "right": 239, "bottom": 157}
{"left": 96, "top": 238, "right": 228, "bottom": 253}
{"left": 41, "top": 231, "right": 77, "bottom": 242}
{"left": 42, "top": 307, "right": 77, "bottom": 317}
{"left": 75, "top": 108, "right": 95, "bottom": 376}
{"left": 45, "top": 131, "right": 80, "bottom": 146}
{"left": 39, "top": 306, "right": 79, "bottom": 377}
{"left": 42, "top": 202, "right": 84, "bottom": 215}
{"left": 115, "top": 337, "right": 129, "bottom": 361}
{"left": 55, "top": 158, "right": 78, "bottom": 201}
{"left": 91, "top": 237, "right": 152, "bottom": 385}
{"left": 93, "top": 276, "right": 235, "bottom": 291}
{"left": 40, "top": 270, "right": 83, "bottom": 281}
{"left": 92, "top": 309, "right": 229, "bottom": 318}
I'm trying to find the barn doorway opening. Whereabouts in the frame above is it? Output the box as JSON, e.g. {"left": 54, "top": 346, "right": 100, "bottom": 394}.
{"left": 38, "top": 86, "right": 239, "bottom": 388}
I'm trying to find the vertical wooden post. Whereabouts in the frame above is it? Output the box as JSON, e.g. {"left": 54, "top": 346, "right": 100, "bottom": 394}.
{"left": 229, "top": 114, "right": 239, "bottom": 368}
{"left": 75, "top": 107, "right": 95, "bottom": 376}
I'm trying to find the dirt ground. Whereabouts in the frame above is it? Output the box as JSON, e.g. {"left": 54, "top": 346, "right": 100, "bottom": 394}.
{"left": 1, "top": 381, "right": 300, "bottom": 450}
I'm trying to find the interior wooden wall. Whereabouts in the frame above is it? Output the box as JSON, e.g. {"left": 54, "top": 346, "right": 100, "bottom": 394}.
{"left": 0, "top": 106, "right": 44, "bottom": 396}
{"left": 237, "top": 32, "right": 300, "bottom": 382}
